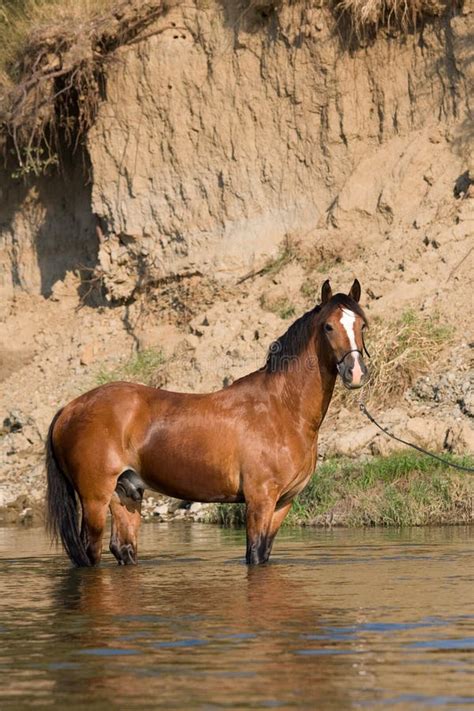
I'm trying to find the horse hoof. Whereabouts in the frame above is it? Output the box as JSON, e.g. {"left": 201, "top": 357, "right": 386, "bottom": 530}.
{"left": 121, "top": 544, "right": 137, "bottom": 565}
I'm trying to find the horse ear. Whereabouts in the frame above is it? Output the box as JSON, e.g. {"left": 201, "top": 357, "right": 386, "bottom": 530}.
{"left": 349, "top": 279, "right": 361, "bottom": 303}
{"left": 321, "top": 279, "right": 332, "bottom": 305}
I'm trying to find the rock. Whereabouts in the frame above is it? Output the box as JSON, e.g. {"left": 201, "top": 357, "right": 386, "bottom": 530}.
{"left": 371, "top": 417, "right": 448, "bottom": 456}
{"left": 153, "top": 504, "right": 168, "bottom": 516}
{"left": 328, "top": 424, "right": 379, "bottom": 457}
{"left": 19, "top": 507, "right": 33, "bottom": 522}
{"left": 382, "top": 407, "right": 408, "bottom": 424}
{"left": 370, "top": 434, "right": 400, "bottom": 457}
{"left": 167, "top": 499, "right": 185, "bottom": 513}
{"left": 188, "top": 502, "right": 202, "bottom": 514}
{"left": 459, "top": 391, "right": 474, "bottom": 418}
{"left": 1, "top": 411, "right": 40, "bottom": 446}
{"left": 458, "top": 423, "right": 474, "bottom": 453}
{"left": 371, "top": 416, "right": 474, "bottom": 457}
{"left": 2, "top": 411, "right": 24, "bottom": 434}
{"left": 403, "top": 417, "right": 446, "bottom": 447}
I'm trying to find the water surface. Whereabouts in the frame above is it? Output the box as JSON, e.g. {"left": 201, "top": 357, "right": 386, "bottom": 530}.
{"left": 0, "top": 524, "right": 473, "bottom": 709}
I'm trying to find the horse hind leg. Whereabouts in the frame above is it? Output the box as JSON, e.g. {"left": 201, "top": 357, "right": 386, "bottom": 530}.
{"left": 77, "top": 468, "right": 134, "bottom": 567}
{"left": 80, "top": 498, "right": 110, "bottom": 566}
{"left": 109, "top": 470, "right": 144, "bottom": 566}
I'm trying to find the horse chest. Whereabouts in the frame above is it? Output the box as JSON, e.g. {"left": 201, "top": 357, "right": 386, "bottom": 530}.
{"left": 278, "top": 445, "right": 317, "bottom": 502}
{"left": 282, "top": 472, "right": 312, "bottom": 502}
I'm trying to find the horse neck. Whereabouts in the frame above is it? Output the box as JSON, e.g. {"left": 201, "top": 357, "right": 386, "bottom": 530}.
{"left": 271, "top": 332, "right": 337, "bottom": 434}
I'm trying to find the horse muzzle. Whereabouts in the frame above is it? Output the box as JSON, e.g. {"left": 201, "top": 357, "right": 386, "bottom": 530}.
{"left": 337, "top": 350, "right": 369, "bottom": 390}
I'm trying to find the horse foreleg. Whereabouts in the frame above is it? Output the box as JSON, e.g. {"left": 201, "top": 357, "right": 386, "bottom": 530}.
{"left": 245, "top": 497, "right": 279, "bottom": 565}
{"left": 263, "top": 502, "right": 292, "bottom": 561}
{"left": 109, "top": 491, "right": 142, "bottom": 565}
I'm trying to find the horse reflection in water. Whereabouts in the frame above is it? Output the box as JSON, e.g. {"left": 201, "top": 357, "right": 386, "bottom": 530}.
{"left": 48, "top": 559, "right": 358, "bottom": 708}
{"left": 46, "top": 280, "right": 369, "bottom": 566}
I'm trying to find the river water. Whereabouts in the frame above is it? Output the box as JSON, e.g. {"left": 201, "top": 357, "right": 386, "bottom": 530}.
{"left": 0, "top": 524, "right": 472, "bottom": 709}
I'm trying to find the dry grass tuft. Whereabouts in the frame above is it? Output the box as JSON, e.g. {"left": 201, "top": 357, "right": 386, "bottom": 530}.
{"left": 247, "top": 0, "right": 452, "bottom": 38}
{"left": 333, "top": 0, "right": 450, "bottom": 36}
{"left": 275, "top": 0, "right": 452, "bottom": 37}
{"left": 0, "top": 1, "right": 115, "bottom": 80}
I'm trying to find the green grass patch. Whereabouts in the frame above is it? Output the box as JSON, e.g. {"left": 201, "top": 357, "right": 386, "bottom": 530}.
{"left": 278, "top": 300, "right": 296, "bottom": 320}
{"left": 96, "top": 349, "right": 165, "bottom": 386}
{"left": 259, "top": 237, "right": 297, "bottom": 278}
{"left": 259, "top": 294, "right": 296, "bottom": 320}
{"left": 208, "top": 452, "right": 474, "bottom": 528}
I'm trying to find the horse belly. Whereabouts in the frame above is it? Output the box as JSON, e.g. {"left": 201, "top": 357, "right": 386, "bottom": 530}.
{"left": 138, "top": 434, "right": 242, "bottom": 504}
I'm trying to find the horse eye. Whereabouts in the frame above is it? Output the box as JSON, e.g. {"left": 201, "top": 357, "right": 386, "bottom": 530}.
{"left": 324, "top": 323, "right": 333, "bottom": 333}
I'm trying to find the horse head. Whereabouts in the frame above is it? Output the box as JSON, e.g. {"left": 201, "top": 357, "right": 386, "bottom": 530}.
{"left": 320, "top": 279, "right": 369, "bottom": 390}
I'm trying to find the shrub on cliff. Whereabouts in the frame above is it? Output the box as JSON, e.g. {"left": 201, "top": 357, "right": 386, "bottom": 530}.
{"left": 0, "top": 0, "right": 172, "bottom": 177}
{"left": 333, "top": 0, "right": 452, "bottom": 35}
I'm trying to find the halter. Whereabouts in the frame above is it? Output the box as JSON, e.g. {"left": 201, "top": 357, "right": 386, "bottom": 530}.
{"left": 336, "top": 337, "right": 371, "bottom": 368}
{"left": 336, "top": 348, "right": 363, "bottom": 368}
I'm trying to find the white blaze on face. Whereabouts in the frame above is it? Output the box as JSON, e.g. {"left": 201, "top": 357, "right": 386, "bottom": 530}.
{"left": 340, "top": 308, "right": 363, "bottom": 384}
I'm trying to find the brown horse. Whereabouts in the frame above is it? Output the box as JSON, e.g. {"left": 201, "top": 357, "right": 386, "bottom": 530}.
{"left": 46, "top": 279, "right": 369, "bottom": 567}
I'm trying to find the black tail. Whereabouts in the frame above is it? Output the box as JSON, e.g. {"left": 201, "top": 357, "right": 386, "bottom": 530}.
{"left": 45, "top": 410, "right": 92, "bottom": 567}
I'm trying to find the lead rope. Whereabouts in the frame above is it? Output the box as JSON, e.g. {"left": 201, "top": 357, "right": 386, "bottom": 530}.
{"left": 357, "top": 394, "right": 474, "bottom": 473}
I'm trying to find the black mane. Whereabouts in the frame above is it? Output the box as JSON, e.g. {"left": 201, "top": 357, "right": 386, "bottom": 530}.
{"left": 264, "top": 293, "right": 367, "bottom": 373}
